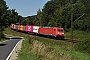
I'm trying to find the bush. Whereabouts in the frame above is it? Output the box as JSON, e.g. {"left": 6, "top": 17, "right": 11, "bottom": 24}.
{"left": 0, "top": 28, "right": 5, "bottom": 39}
{"left": 75, "top": 38, "right": 90, "bottom": 53}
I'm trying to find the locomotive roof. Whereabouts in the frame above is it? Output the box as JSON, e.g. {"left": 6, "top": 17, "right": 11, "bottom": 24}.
{"left": 42, "top": 26, "right": 53, "bottom": 28}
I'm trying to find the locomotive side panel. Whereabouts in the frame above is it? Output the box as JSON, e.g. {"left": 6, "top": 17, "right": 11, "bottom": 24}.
{"left": 39, "top": 27, "right": 54, "bottom": 35}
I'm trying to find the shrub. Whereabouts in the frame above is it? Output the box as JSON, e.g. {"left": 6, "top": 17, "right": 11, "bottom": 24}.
{"left": 0, "top": 28, "right": 5, "bottom": 39}
{"left": 75, "top": 38, "right": 90, "bottom": 53}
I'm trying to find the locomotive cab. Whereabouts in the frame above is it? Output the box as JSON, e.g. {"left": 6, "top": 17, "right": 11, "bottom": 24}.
{"left": 57, "top": 28, "right": 64, "bottom": 36}
{"left": 54, "top": 27, "right": 64, "bottom": 39}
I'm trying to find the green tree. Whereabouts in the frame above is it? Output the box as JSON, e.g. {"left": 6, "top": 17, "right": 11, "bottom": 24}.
{"left": 6, "top": 9, "right": 19, "bottom": 26}
{"left": 34, "top": 9, "right": 42, "bottom": 26}
{"left": 17, "top": 15, "right": 23, "bottom": 24}
{"left": 42, "top": 1, "right": 57, "bottom": 26}
{"left": 25, "top": 16, "right": 33, "bottom": 25}
{"left": 0, "top": 0, "right": 20, "bottom": 39}
{"left": 0, "top": 0, "right": 8, "bottom": 39}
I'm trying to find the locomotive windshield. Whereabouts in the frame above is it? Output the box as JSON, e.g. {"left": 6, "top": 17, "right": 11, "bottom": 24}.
{"left": 58, "top": 29, "right": 63, "bottom": 32}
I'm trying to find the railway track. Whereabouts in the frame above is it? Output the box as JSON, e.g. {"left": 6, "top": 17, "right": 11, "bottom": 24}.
{"left": 11, "top": 29, "right": 80, "bottom": 43}
{"left": 63, "top": 39, "right": 80, "bottom": 43}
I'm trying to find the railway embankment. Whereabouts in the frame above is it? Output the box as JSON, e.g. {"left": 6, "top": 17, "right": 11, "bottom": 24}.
{"left": 4, "top": 28, "right": 90, "bottom": 60}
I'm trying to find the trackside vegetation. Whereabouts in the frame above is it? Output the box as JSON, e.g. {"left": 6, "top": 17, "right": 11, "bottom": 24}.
{"left": 65, "top": 30, "right": 90, "bottom": 54}
{"left": 4, "top": 28, "right": 90, "bottom": 60}
{"left": 18, "top": 37, "right": 37, "bottom": 60}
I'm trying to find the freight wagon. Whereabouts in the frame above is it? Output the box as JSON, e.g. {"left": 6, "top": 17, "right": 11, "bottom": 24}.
{"left": 18, "top": 25, "right": 26, "bottom": 31}
{"left": 26, "top": 25, "right": 33, "bottom": 34}
{"left": 14, "top": 24, "right": 19, "bottom": 30}
{"left": 10, "top": 24, "right": 15, "bottom": 29}
{"left": 33, "top": 26, "right": 40, "bottom": 34}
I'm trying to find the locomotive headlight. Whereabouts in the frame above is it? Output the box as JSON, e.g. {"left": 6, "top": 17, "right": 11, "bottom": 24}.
{"left": 62, "top": 33, "right": 64, "bottom": 34}
{"left": 58, "top": 32, "right": 59, "bottom": 34}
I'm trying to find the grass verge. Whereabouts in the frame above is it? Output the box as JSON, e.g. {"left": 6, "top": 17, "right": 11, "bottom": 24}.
{"left": 0, "top": 38, "right": 7, "bottom": 42}
{"left": 28, "top": 36, "right": 90, "bottom": 60}
{"left": 18, "top": 37, "right": 37, "bottom": 60}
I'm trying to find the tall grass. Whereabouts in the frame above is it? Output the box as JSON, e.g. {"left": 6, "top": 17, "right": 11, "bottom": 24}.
{"left": 28, "top": 36, "right": 82, "bottom": 60}
{"left": 29, "top": 36, "right": 90, "bottom": 60}
{"left": 29, "top": 37, "right": 73, "bottom": 60}
{"left": 18, "top": 37, "right": 37, "bottom": 60}
{"left": 4, "top": 28, "right": 26, "bottom": 37}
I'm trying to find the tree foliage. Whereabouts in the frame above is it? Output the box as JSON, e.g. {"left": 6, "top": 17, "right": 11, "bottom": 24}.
{"left": 35, "top": 0, "right": 90, "bottom": 53}
{"left": 34, "top": 0, "right": 90, "bottom": 31}
{"left": 0, "top": 0, "right": 8, "bottom": 39}
{"left": 0, "top": 0, "right": 20, "bottom": 39}
{"left": 34, "top": 9, "right": 42, "bottom": 26}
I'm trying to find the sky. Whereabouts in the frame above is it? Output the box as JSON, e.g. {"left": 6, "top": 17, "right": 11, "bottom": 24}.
{"left": 5, "top": 0, "right": 49, "bottom": 17}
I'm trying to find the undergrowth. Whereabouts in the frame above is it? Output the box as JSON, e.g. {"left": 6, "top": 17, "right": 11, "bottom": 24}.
{"left": 18, "top": 37, "right": 37, "bottom": 60}
{"left": 65, "top": 30, "right": 90, "bottom": 41}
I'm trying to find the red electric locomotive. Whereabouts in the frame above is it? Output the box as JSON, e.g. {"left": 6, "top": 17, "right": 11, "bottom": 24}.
{"left": 38, "top": 27, "right": 64, "bottom": 39}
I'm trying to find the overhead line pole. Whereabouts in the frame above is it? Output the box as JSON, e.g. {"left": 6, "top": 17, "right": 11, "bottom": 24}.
{"left": 71, "top": 13, "right": 73, "bottom": 41}
{"left": 71, "top": 13, "right": 85, "bottom": 41}
{"left": 71, "top": 13, "right": 85, "bottom": 60}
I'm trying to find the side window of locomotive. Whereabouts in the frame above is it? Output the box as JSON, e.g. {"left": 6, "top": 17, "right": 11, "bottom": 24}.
{"left": 54, "top": 29, "right": 56, "bottom": 31}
